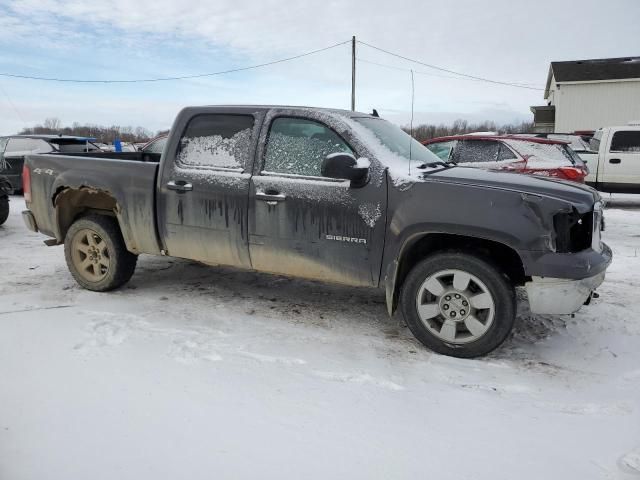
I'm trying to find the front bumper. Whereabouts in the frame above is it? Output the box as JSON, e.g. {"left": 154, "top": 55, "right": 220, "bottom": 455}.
{"left": 525, "top": 270, "right": 606, "bottom": 314}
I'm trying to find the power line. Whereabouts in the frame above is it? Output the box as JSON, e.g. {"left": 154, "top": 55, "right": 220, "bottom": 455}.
{"left": 357, "top": 40, "right": 544, "bottom": 91}
{"left": 0, "top": 40, "right": 351, "bottom": 83}
{"left": 357, "top": 58, "right": 543, "bottom": 87}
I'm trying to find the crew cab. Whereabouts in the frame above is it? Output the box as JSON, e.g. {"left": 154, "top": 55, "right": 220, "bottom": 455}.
{"left": 21, "top": 106, "right": 611, "bottom": 358}
{"left": 578, "top": 125, "right": 640, "bottom": 193}
{"left": 422, "top": 135, "right": 588, "bottom": 183}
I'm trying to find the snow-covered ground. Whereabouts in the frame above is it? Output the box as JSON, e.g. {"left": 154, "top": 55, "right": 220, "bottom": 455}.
{"left": 1, "top": 195, "right": 639, "bottom": 480}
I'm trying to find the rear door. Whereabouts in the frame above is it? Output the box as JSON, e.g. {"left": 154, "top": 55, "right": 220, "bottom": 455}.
{"left": 157, "top": 112, "right": 261, "bottom": 267}
{"left": 247, "top": 114, "right": 387, "bottom": 287}
{"left": 601, "top": 129, "right": 640, "bottom": 190}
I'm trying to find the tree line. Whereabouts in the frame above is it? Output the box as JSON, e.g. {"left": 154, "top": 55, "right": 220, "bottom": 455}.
{"left": 403, "top": 119, "right": 533, "bottom": 142}
{"left": 18, "top": 118, "right": 161, "bottom": 144}
{"left": 18, "top": 117, "right": 533, "bottom": 144}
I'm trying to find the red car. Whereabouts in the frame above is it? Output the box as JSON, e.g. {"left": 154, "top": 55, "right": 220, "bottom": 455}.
{"left": 422, "top": 135, "right": 588, "bottom": 183}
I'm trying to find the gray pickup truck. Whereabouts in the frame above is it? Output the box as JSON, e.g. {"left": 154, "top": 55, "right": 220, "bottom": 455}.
{"left": 22, "top": 105, "right": 612, "bottom": 357}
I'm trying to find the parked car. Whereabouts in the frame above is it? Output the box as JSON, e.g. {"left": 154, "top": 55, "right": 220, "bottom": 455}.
{"left": 574, "top": 126, "right": 640, "bottom": 193}
{"left": 21, "top": 105, "right": 610, "bottom": 358}
{"left": 423, "top": 135, "right": 588, "bottom": 183}
{"left": 0, "top": 174, "right": 11, "bottom": 225}
{"left": 0, "top": 135, "right": 100, "bottom": 192}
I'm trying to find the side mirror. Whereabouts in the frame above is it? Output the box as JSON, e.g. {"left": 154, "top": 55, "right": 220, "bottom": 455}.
{"left": 321, "top": 152, "right": 369, "bottom": 187}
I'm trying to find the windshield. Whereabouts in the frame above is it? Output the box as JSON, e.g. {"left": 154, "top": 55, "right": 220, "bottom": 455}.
{"left": 352, "top": 117, "right": 442, "bottom": 165}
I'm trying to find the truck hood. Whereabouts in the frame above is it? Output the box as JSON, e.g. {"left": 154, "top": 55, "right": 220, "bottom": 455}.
{"left": 422, "top": 166, "right": 599, "bottom": 209}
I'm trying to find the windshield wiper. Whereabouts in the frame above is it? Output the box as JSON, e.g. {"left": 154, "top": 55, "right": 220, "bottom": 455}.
{"left": 417, "top": 160, "right": 457, "bottom": 169}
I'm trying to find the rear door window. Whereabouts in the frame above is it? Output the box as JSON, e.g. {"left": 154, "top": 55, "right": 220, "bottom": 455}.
{"left": 453, "top": 140, "right": 501, "bottom": 163}
{"left": 610, "top": 131, "right": 640, "bottom": 152}
{"left": 498, "top": 143, "right": 517, "bottom": 160}
{"left": 176, "top": 114, "right": 255, "bottom": 170}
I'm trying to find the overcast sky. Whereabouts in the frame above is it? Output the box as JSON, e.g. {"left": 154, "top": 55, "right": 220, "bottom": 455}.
{"left": 0, "top": 0, "right": 639, "bottom": 134}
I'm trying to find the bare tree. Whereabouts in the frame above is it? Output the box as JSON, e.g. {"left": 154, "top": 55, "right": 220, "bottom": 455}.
{"left": 405, "top": 119, "right": 533, "bottom": 142}
{"left": 43, "top": 117, "right": 62, "bottom": 131}
{"left": 19, "top": 119, "right": 158, "bottom": 143}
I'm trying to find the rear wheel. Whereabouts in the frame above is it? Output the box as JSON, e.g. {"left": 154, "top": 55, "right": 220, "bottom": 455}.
{"left": 0, "top": 196, "right": 8, "bottom": 226}
{"left": 400, "top": 252, "right": 515, "bottom": 358}
{"left": 64, "top": 214, "right": 137, "bottom": 291}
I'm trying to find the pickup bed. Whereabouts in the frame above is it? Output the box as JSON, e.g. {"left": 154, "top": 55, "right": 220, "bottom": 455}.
{"left": 22, "top": 105, "right": 612, "bottom": 357}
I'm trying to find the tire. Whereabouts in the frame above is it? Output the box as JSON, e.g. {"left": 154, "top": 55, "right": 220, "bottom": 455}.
{"left": 0, "top": 196, "right": 8, "bottom": 226}
{"left": 64, "top": 214, "right": 137, "bottom": 291}
{"left": 400, "top": 252, "right": 515, "bottom": 358}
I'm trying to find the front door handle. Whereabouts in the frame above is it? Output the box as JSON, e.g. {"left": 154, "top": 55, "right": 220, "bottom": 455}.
{"left": 167, "top": 180, "right": 193, "bottom": 192}
{"left": 256, "top": 190, "right": 286, "bottom": 205}
{"left": 609, "top": 158, "right": 621, "bottom": 164}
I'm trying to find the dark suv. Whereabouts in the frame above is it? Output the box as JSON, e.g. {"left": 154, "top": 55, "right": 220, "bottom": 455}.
{"left": 0, "top": 135, "right": 100, "bottom": 192}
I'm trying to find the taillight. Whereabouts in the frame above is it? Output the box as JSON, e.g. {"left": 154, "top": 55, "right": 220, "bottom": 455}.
{"left": 22, "top": 165, "right": 31, "bottom": 203}
{"left": 522, "top": 166, "right": 586, "bottom": 183}
{"left": 558, "top": 167, "right": 586, "bottom": 183}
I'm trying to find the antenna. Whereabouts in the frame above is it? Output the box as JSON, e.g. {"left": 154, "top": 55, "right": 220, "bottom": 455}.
{"left": 408, "top": 69, "right": 415, "bottom": 177}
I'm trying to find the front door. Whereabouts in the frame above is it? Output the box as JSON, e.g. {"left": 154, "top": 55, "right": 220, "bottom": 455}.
{"left": 248, "top": 115, "right": 387, "bottom": 287}
{"left": 601, "top": 129, "right": 640, "bottom": 190}
{"left": 157, "top": 112, "right": 259, "bottom": 267}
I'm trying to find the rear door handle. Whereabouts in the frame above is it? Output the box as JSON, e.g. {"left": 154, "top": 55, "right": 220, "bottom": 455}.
{"left": 167, "top": 180, "right": 193, "bottom": 192}
{"left": 609, "top": 158, "right": 621, "bottom": 164}
{"left": 256, "top": 190, "right": 286, "bottom": 205}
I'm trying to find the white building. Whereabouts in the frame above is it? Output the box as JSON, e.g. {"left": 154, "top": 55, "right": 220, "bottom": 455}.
{"left": 530, "top": 56, "right": 640, "bottom": 133}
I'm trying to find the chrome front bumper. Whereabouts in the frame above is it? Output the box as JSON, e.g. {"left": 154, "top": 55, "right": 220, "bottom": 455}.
{"left": 525, "top": 271, "right": 606, "bottom": 315}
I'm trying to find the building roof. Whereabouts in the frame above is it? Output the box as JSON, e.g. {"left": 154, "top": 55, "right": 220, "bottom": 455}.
{"left": 545, "top": 56, "right": 640, "bottom": 98}
{"left": 553, "top": 56, "right": 640, "bottom": 82}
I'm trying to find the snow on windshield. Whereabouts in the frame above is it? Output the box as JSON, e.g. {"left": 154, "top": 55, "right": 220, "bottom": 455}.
{"left": 504, "top": 140, "right": 574, "bottom": 168}
{"left": 346, "top": 117, "right": 441, "bottom": 187}
{"left": 177, "top": 129, "right": 251, "bottom": 169}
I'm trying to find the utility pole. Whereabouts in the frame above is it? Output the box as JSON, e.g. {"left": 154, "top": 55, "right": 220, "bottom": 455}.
{"left": 351, "top": 35, "right": 356, "bottom": 111}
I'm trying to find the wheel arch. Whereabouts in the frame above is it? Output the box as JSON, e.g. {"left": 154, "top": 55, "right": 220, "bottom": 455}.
{"left": 53, "top": 187, "right": 139, "bottom": 253}
{"left": 385, "top": 232, "right": 526, "bottom": 316}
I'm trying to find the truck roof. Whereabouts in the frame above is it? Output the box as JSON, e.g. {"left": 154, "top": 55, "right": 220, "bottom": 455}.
{"left": 181, "top": 104, "right": 377, "bottom": 119}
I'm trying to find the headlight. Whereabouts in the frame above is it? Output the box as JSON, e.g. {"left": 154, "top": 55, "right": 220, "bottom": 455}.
{"left": 553, "top": 208, "right": 594, "bottom": 253}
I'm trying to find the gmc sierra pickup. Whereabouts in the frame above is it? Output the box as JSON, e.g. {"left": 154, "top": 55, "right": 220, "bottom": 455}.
{"left": 21, "top": 106, "right": 612, "bottom": 357}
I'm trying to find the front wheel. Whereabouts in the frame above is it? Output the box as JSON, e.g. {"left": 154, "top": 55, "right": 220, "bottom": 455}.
{"left": 64, "top": 214, "right": 137, "bottom": 291}
{"left": 400, "top": 252, "right": 515, "bottom": 358}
